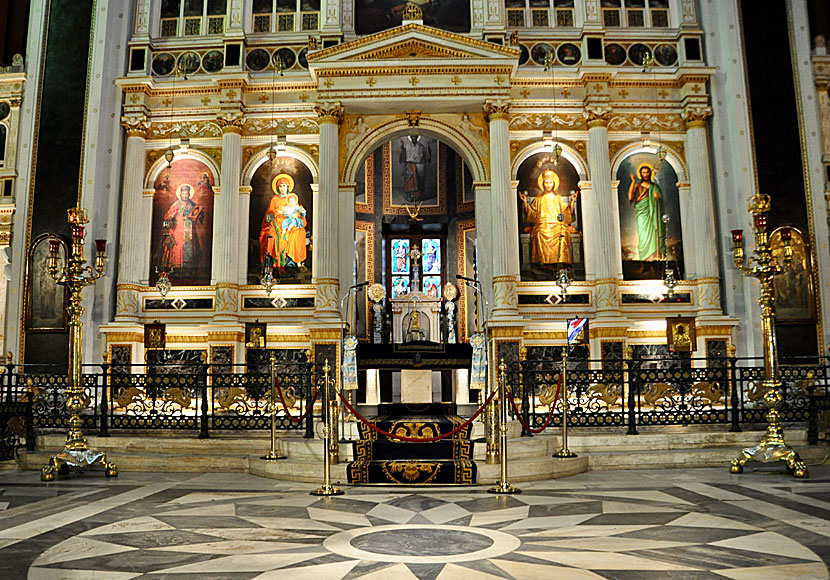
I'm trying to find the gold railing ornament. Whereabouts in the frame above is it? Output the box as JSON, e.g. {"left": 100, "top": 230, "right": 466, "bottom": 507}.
{"left": 553, "top": 347, "right": 577, "bottom": 458}
{"left": 488, "top": 359, "right": 521, "bottom": 495}
{"left": 729, "top": 193, "right": 808, "bottom": 478}
{"left": 311, "top": 359, "right": 343, "bottom": 496}
{"left": 41, "top": 204, "right": 117, "bottom": 481}
{"left": 261, "top": 353, "right": 287, "bottom": 461}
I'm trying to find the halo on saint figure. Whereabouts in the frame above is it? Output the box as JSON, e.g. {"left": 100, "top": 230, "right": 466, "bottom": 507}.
{"left": 272, "top": 173, "right": 295, "bottom": 195}
{"left": 536, "top": 169, "right": 560, "bottom": 193}
{"left": 176, "top": 183, "right": 194, "bottom": 199}
{"left": 636, "top": 162, "right": 656, "bottom": 177}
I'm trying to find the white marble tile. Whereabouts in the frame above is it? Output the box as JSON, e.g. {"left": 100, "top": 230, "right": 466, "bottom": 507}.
{"left": 435, "top": 562, "right": 511, "bottom": 579}
{"left": 532, "top": 537, "right": 697, "bottom": 552}
{"left": 160, "top": 491, "right": 274, "bottom": 506}
{"left": 666, "top": 512, "right": 760, "bottom": 531}
{"left": 156, "top": 502, "right": 238, "bottom": 517}
{"left": 674, "top": 482, "right": 754, "bottom": 501}
{"left": 522, "top": 524, "right": 655, "bottom": 538}
{"left": 521, "top": 550, "right": 700, "bottom": 570}
{"left": 725, "top": 499, "right": 830, "bottom": 537}
{"left": 577, "top": 491, "right": 693, "bottom": 505}
{"left": 239, "top": 516, "right": 341, "bottom": 531}
{"left": 420, "top": 503, "right": 471, "bottom": 524}
{"left": 150, "top": 540, "right": 320, "bottom": 554}
{"left": 366, "top": 503, "right": 416, "bottom": 524}
{"left": 353, "top": 563, "right": 420, "bottom": 579}
{"left": 185, "top": 527, "right": 321, "bottom": 541}
{"left": 713, "top": 563, "right": 830, "bottom": 580}
{"left": 0, "top": 502, "right": 9, "bottom": 510}
{"left": 252, "top": 560, "right": 359, "bottom": 580}
{"left": 0, "top": 482, "right": 175, "bottom": 541}
{"left": 346, "top": 493, "right": 411, "bottom": 504}
{"left": 243, "top": 495, "right": 323, "bottom": 508}
{"left": 491, "top": 559, "right": 608, "bottom": 580}
{"left": 469, "top": 505, "right": 529, "bottom": 527}
{"left": 28, "top": 569, "right": 142, "bottom": 580}
{"left": 512, "top": 494, "right": 587, "bottom": 506}
{"left": 500, "top": 514, "right": 596, "bottom": 531}
{"left": 156, "top": 551, "right": 327, "bottom": 573}
{"left": 601, "top": 501, "right": 680, "bottom": 514}
{"left": 710, "top": 531, "right": 822, "bottom": 561}
{"left": 307, "top": 506, "right": 372, "bottom": 526}
{"left": 33, "top": 538, "right": 137, "bottom": 566}
{"left": 80, "top": 516, "right": 176, "bottom": 536}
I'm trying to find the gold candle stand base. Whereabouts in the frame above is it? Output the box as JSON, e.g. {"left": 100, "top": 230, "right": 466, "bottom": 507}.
{"left": 310, "top": 484, "right": 344, "bottom": 496}
{"left": 730, "top": 426, "right": 808, "bottom": 478}
{"left": 488, "top": 481, "right": 522, "bottom": 495}
{"left": 553, "top": 449, "right": 577, "bottom": 459}
{"left": 41, "top": 448, "right": 117, "bottom": 482}
{"left": 260, "top": 450, "right": 287, "bottom": 461}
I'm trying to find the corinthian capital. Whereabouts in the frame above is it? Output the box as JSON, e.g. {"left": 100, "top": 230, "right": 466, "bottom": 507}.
{"left": 217, "top": 112, "right": 245, "bottom": 133}
{"left": 314, "top": 102, "right": 343, "bottom": 124}
{"left": 483, "top": 100, "right": 511, "bottom": 122}
{"left": 584, "top": 106, "right": 612, "bottom": 128}
{"left": 681, "top": 106, "right": 713, "bottom": 129}
{"left": 120, "top": 115, "right": 150, "bottom": 137}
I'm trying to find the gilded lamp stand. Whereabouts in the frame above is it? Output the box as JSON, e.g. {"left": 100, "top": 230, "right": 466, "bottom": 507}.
{"left": 729, "top": 193, "right": 808, "bottom": 478}
{"left": 41, "top": 205, "right": 117, "bottom": 481}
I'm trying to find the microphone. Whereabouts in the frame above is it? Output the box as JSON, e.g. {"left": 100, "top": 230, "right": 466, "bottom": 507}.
{"left": 456, "top": 274, "right": 477, "bottom": 283}
{"left": 350, "top": 281, "right": 370, "bottom": 290}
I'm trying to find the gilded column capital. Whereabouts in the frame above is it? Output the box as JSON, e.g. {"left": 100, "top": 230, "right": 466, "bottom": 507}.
{"left": 315, "top": 103, "right": 343, "bottom": 125}
{"left": 484, "top": 100, "right": 511, "bottom": 122}
{"left": 217, "top": 113, "right": 245, "bottom": 134}
{"left": 584, "top": 107, "right": 613, "bottom": 129}
{"left": 9, "top": 98, "right": 21, "bottom": 108}
{"left": 120, "top": 116, "right": 150, "bottom": 138}
{"left": 681, "top": 106, "right": 713, "bottom": 129}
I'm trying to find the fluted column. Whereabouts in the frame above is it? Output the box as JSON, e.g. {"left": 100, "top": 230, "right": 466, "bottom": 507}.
{"left": 584, "top": 108, "right": 621, "bottom": 317}
{"left": 682, "top": 106, "right": 722, "bottom": 314}
{"left": 485, "top": 100, "right": 519, "bottom": 319}
{"left": 314, "top": 103, "right": 343, "bottom": 320}
{"left": 116, "top": 116, "right": 149, "bottom": 321}
{"left": 213, "top": 115, "right": 243, "bottom": 320}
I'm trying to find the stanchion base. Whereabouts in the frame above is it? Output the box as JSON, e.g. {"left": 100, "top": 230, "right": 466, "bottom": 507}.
{"left": 553, "top": 449, "right": 577, "bottom": 458}
{"left": 41, "top": 448, "right": 118, "bottom": 482}
{"left": 260, "top": 451, "right": 287, "bottom": 461}
{"left": 729, "top": 440, "right": 808, "bottom": 478}
{"left": 488, "top": 482, "right": 521, "bottom": 494}
{"left": 310, "top": 484, "right": 344, "bottom": 496}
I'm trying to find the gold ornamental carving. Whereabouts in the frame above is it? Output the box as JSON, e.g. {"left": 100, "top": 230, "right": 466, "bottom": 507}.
{"left": 244, "top": 117, "right": 319, "bottom": 137}
{"left": 405, "top": 110, "right": 422, "bottom": 126}
{"left": 147, "top": 121, "right": 222, "bottom": 140}
{"left": 484, "top": 101, "right": 510, "bottom": 122}
{"left": 585, "top": 109, "right": 613, "bottom": 129}
{"left": 242, "top": 146, "right": 259, "bottom": 168}
{"left": 315, "top": 103, "right": 343, "bottom": 125}
{"left": 509, "top": 113, "right": 586, "bottom": 131}
{"left": 121, "top": 117, "right": 150, "bottom": 138}
{"left": 355, "top": 39, "right": 473, "bottom": 60}
{"left": 217, "top": 114, "right": 245, "bottom": 133}
{"left": 402, "top": 2, "right": 422, "bottom": 21}
{"left": 202, "top": 147, "right": 222, "bottom": 167}
{"left": 607, "top": 113, "right": 682, "bottom": 132}
{"left": 682, "top": 107, "right": 713, "bottom": 129}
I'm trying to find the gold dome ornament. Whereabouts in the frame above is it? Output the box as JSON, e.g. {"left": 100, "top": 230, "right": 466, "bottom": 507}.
{"left": 368, "top": 282, "right": 386, "bottom": 303}
{"left": 443, "top": 283, "right": 458, "bottom": 301}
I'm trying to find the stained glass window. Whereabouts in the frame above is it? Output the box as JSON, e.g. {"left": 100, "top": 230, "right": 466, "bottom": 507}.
{"left": 392, "top": 239, "right": 410, "bottom": 275}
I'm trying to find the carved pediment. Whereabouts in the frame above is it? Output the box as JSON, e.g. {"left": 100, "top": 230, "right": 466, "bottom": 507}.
{"left": 355, "top": 38, "right": 479, "bottom": 61}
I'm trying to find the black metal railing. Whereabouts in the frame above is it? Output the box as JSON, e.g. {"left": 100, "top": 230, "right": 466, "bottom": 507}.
{"left": 509, "top": 354, "right": 830, "bottom": 442}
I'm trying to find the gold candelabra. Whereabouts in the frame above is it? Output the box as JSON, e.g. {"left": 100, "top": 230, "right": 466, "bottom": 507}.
{"left": 41, "top": 205, "right": 117, "bottom": 481}
{"left": 729, "top": 193, "right": 807, "bottom": 478}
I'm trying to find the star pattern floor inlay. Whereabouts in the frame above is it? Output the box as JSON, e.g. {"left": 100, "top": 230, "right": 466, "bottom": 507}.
{"left": 0, "top": 467, "right": 828, "bottom": 579}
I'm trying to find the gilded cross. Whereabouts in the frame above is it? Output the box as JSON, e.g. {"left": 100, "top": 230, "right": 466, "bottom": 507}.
{"left": 324, "top": 78, "right": 334, "bottom": 88}
{"left": 258, "top": 93, "right": 268, "bottom": 103}
{"left": 594, "top": 83, "right": 603, "bottom": 92}
{"left": 691, "top": 84, "right": 701, "bottom": 93}
{"left": 201, "top": 96, "right": 211, "bottom": 106}
{"left": 162, "top": 97, "right": 172, "bottom": 107}
{"left": 299, "top": 92, "right": 309, "bottom": 102}
{"left": 618, "top": 89, "right": 629, "bottom": 98}
{"left": 129, "top": 93, "right": 141, "bottom": 103}
{"left": 561, "top": 88, "right": 571, "bottom": 98}
{"left": 365, "top": 77, "right": 376, "bottom": 86}
{"left": 451, "top": 75, "right": 461, "bottom": 85}
{"left": 658, "top": 89, "right": 669, "bottom": 99}
{"left": 226, "top": 89, "right": 237, "bottom": 99}
{"left": 520, "top": 87, "right": 530, "bottom": 99}
{"left": 409, "top": 76, "right": 419, "bottom": 86}
{"left": 494, "top": 75, "right": 505, "bottom": 85}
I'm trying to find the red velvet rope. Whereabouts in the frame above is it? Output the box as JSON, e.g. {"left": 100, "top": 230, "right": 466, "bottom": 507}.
{"left": 274, "top": 379, "right": 319, "bottom": 424}
{"left": 506, "top": 375, "right": 561, "bottom": 434}
{"left": 336, "top": 387, "right": 497, "bottom": 442}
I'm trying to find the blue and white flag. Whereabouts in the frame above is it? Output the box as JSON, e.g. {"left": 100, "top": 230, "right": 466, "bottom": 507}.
{"left": 469, "top": 332, "right": 487, "bottom": 390}
{"left": 567, "top": 318, "right": 589, "bottom": 345}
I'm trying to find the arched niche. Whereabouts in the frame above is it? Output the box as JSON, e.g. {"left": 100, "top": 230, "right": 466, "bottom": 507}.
{"left": 147, "top": 154, "right": 218, "bottom": 286}
{"left": 611, "top": 144, "right": 686, "bottom": 280}
{"left": 245, "top": 148, "right": 316, "bottom": 285}
{"left": 144, "top": 147, "right": 220, "bottom": 189}
{"left": 511, "top": 141, "right": 589, "bottom": 181}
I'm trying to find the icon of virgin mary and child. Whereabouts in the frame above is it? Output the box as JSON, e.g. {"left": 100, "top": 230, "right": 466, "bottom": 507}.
{"left": 259, "top": 173, "right": 309, "bottom": 273}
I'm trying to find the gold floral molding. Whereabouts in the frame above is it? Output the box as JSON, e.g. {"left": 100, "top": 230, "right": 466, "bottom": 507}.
{"left": 355, "top": 38, "right": 475, "bottom": 61}
{"left": 509, "top": 112, "right": 586, "bottom": 131}
{"left": 315, "top": 103, "right": 343, "bottom": 124}
{"left": 121, "top": 116, "right": 150, "bottom": 137}
{"left": 244, "top": 117, "right": 319, "bottom": 137}
{"left": 146, "top": 120, "right": 222, "bottom": 140}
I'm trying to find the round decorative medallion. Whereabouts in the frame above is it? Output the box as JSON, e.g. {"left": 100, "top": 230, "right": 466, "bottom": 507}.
{"left": 368, "top": 283, "right": 386, "bottom": 303}
{"left": 443, "top": 283, "right": 458, "bottom": 302}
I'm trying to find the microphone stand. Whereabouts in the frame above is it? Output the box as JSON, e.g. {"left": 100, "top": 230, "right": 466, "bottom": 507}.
{"left": 338, "top": 283, "right": 367, "bottom": 440}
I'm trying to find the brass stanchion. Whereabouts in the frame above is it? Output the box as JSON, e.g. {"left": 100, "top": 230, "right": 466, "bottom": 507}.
{"left": 485, "top": 374, "right": 499, "bottom": 464}
{"left": 41, "top": 205, "right": 117, "bottom": 481}
{"left": 489, "top": 359, "right": 521, "bottom": 494}
{"left": 553, "top": 347, "right": 577, "bottom": 459}
{"left": 311, "top": 360, "right": 343, "bottom": 496}
{"left": 261, "top": 353, "right": 286, "bottom": 460}
{"left": 729, "top": 194, "right": 808, "bottom": 478}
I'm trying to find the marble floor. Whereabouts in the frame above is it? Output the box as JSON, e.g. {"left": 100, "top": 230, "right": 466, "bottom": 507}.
{"left": 0, "top": 465, "right": 829, "bottom": 579}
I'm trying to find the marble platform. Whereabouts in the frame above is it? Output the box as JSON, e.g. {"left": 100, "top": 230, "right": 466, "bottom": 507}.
{"left": 1, "top": 466, "right": 829, "bottom": 579}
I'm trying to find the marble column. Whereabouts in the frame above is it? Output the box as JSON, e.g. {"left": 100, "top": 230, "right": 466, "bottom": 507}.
{"left": 116, "top": 116, "right": 149, "bottom": 321}
{"left": 314, "top": 103, "right": 343, "bottom": 320}
{"left": 213, "top": 116, "right": 243, "bottom": 320}
{"left": 237, "top": 186, "right": 252, "bottom": 285}
{"left": 682, "top": 107, "right": 722, "bottom": 314}
{"left": 577, "top": 180, "right": 596, "bottom": 279}
{"left": 485, "top": 100, "right": 519, "bottom": 320}
{"left": 584, "top": 108, "right": 622, "bottom": 317}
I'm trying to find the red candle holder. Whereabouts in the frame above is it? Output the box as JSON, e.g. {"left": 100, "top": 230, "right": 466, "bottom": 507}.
{"left": 780, "top": 227, "right": 792, "bottom": 242}
{"left": 48, "top": 239, "right": 60, "bottom": 254}
{"left": 753, "top": 214, "right": 767, "bottom": 230}
{"left": 72, "top": 225, "right": 85, "bottom": 239}
{"left": 731, "top": 230, "right": 743, "bottom": 244}
{"left": 95, "top": 239, "right": 107, "bottom": 254}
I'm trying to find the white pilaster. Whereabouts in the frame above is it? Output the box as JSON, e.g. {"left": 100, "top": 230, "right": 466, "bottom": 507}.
{"left": 237, "top": 185, "right": 252, "bottom": 285}
{"left": 213, "top": 120, "right": 242, "bottom": 285}
{"left": 485, "top": 101, "right": 519, "bottom": 320}
{"left": 314, "top": 103, "right": 342, "bottom": 319}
